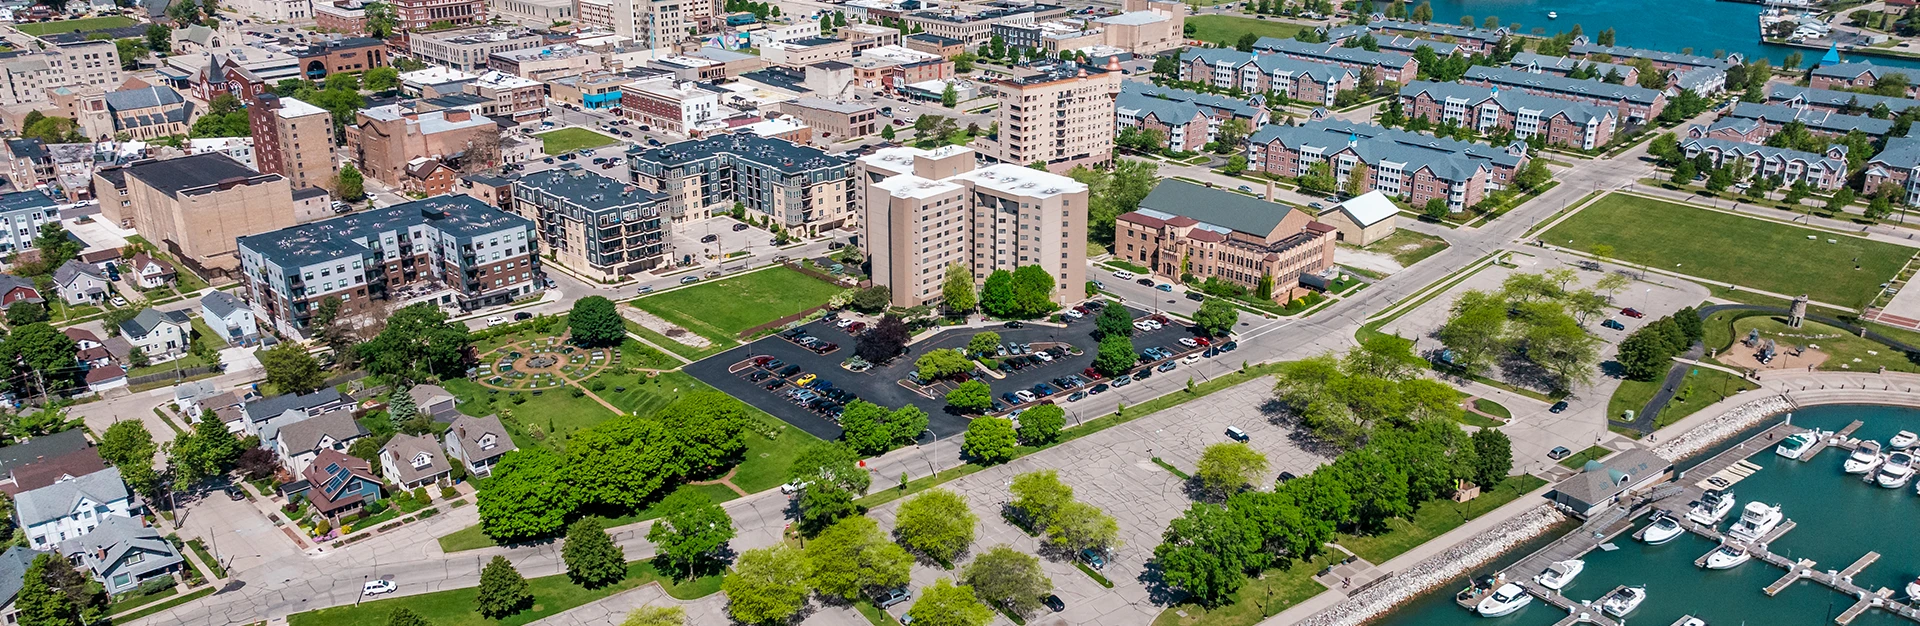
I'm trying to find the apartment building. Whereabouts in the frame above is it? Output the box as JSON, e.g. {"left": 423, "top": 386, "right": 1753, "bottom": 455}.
{"left": 1811, "top": 61, "right": 1920, "bottom": 97}
{"left": 1115, "top": 180, "right": 1337, "bottom": 300}
{"left": 1399, "top": 81, "right": 1618, "bottom": 150}
{"left": 1250, "top": 37, "right": 1417, "bottom": 85}
{"left": 1461, "top": 66, "right": 1667, "bottom": 123}
{"left": 248, "top": 94, "right": 335, "bottom": 194}
{"left": 1868, "top": 131, "right": 1920, "bottom": 204}
{"left": 511, "top": 167, "right": 670, "bottom": 280}
{"left": 487, "top": 45, "right": 603, "bottom": 81}
{"left": 347, "top": 105, "right": 500, "bottom": 189}
{"left": 1680, "top": 136, "right": 1848, "bottom": 190}
{"left": 394, "top": 0, "right": 487, "bottom": 30}
{"left": 0, "top": 40, "right": 123, "bottom": 106}
{"left": 0, "top": 190, "right": 61, "bottom": 257}
{"left": 1506, "top": 52, "right": 1640, "bottom": 84}
{"left": 980, "top": 60, "right": 1123, "bottom": 172}
{"left": 1769, "top": 84, "right": 1920, "bottom": 114}
{"left": 901, "top": 4, "right": 1068, "bottom": 46}
{"left": 1689, "top": 101, "right": 1892, "bottom": 144}
{"left": 490, "top": 0, "right": 573, "bottom": 27}
{"left": 227, "top": 0, "right": 314, "bottom": 21}
{"left": 619, "top": 80, "right": 720, "bottom": 135}
{"left": 1364, "top": 19, "right": 1504, "bottom": 54}
{"left": 237, "top": 195, "right": 542, "bottom": 337}
{"left": 1569, "top": 43, "right": 1739, "bottom": 73}
{"left": 1178, "top": 48, "right": 1357, "bottom": 107}
{"left": 589, "top": 0, "right": 700, "bottom": 49}
{"left": 1245, "top": 120, "right": 1528, "bottom": 211}
{"left": 627, "top": 133, "right": 854, "bottom": 233}
{"left": 409, "top": 27, "right": 543, "bottom": 72}
{"left": 115, "top": 154, "right": 297, "bottom": 274}
{"left": 1114, "top": 82, "right": 1269, "bottom": 152}
{"left": 779, "top": 98, "right": 879, "bottom": 142}
{"left": 549, "top": 69, "right": 669, "bottom": 109}
{"left": 847, "top": 45, "right": 952, "bottom": 93}
{"left": 314, "top": 0, "right": 368, "bottom": 34}
{"left": 856, "top": 145, "right": 1088, "bottom": 308}
{"left": 468, "top": 71, "right": 545, "bottom": 121}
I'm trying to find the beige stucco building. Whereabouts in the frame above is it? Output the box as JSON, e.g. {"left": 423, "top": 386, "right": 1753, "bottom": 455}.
{"left": 112, "top": 154, "right": 297, "bottom": 275}
{"left": 981, "top": 59, "right": 1123, "bottom": 172}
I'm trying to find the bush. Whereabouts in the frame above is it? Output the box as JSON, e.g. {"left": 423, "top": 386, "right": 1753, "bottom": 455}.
{"left": 442, "top": 485, "right": 460, "bottom": 500}
{"left": 569, "top": 386, "right": 585, "bottom": 398}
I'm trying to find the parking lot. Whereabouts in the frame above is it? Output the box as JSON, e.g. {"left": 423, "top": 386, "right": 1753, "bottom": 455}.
{"left": 671, "top": 216, "right": 780, "bottom": 268}
{"left": 684, "top": 304, "right": 1227, "bottom": 440}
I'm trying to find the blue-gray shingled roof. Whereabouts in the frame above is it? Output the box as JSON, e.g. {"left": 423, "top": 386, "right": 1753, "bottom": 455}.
{"left": 0, "top": 547, "right": 46, "bottom": 605}
{"left": 513, "top": 167, "right": 666, "bottom": 213}
{"left": 15, "top": 467, "right": 127, "bottom": 527}
{"left": 118, "top": 308, "right": 190, "bottom": 339}
{"left": 1375, "top": 35, "right": 1457, "bottom": 56}
{"left": 1681, "top": 135, "right": 1846, "bottom": 171}
{"left": 1251, "top": 37, "right": 1412, "bottom": 69}
{"left": 1464, "top": 66, "right": 1663, "bottom": 105}
{"left": 1728, "top": 101, "right": 1893, "bottom": 136}
{"left": 1248, "top": 120, "right": 1522, "bottom": 180}
{"left": 1180, "top": 48, "right": 1355, "bottom": 83}
{"left": 1769, "top": 84, "right": 1920, "bottom": 112}
{"left": 200, "top": 290, "right": 244, "bottom": 318}
{"left": 1136, "top": 180, "right": 1299, "bottom": 237}
{"left": 243, "top": 388, "right": 344, "bottom": 423}
{"left": 0, "top": 190, "right": 57, "bottom": 216}
{"left": 1367, "top": 18, "right": 1505, "bottom": 43}
{"left": 625, "top": 132, "right": 849, "bottom": 174}
{"left": 1507, "top": 52, "right": 1636, "bottom": 80}
{"left": 1118, "top": 82, "right": 1264, "bottom": 123}
{"left": 102, "top": 85, "right": 185, "bottom": 112}
{"left": 58, "top": 515, "right": 182, "bottom": 584}
{"left": 1569, "top": 43, "right": 1735, "bottom": 69}
{"left": 1870, "top": 134, "right": 1920, "bottom": 170}
{"left": 237, "top": 195, "right": 533, "bottom": 269}
{"left": 1399, "top": 80, "right": 1615, "bottom": 126}
{"left": 1811, "top": 61, "right": 1920, "bottom": 84}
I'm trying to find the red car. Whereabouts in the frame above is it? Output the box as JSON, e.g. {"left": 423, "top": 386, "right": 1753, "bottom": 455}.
{"left": 847, "top": 321, "right": 867, "bottom": 333}
{"left": 1082, "top": 367, "right": 1103, "bottom": 380}
{"left": 1195, "top": 337, "right": 1211, "bottom": 346}
{"left": 1621, "top": 308, "right": 1645, "bottom": 318}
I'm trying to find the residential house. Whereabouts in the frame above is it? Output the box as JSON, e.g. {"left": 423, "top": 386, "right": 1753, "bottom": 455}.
{"left": 56, "top": 515, "right": 183, "bottom": 594}
{"left": 378, "top": 434, "right": 449, "bottom": 489}
{"left": 273, "top": 411, "right": 367, "bottom": 477}
{"left": 1245, "top": 120, "right": 1528, "bottom": 211}
{"left": 0, "top": 547, "right": 47, "bottom": 626}
{"left": 2, "top": 448, "right": 108, "bottom": 497}
{"left": 444, "top": 414, "right": 515, "bottom": 476}
{"left": 1549, "top": 448, "right": 1673, "bottom": 518}
{"left": 240, "top": 388, "right": 349, "bottom": 439}
{"left": 1690, "top": 101, "right": 1893, "bottom": 144}
{"left": 52, "top": 260, "right": 107, "bottom": 306}
{"left": 402, "top": 158, "right": 458, "bottom": 196}
{"left": 199, "top": 291, "right": 258, "bottom": 345}
{"left": 292, "top": 449, "right": 382, "bottom": 521}
{"left": 1114, "top": 82, "right": 1270, "bottom": 153}
{"left": 1679, "top": 136, "right": 1850, "bottom": 191}
{"left": 409, "top": 384, "right": 459, "bottom": 421}
{"left": 15, "top": 467, "right": 133, "bottom": 549}
{"left": 171, "top": 380, "right": 221, "bottom": 417}
{"left": 0, "top": 275, "right": 43, "bottom": 308}
{"left": 1178, "top": 48, "right": 1358, "bottom": 107}
{"left": 84, "top": 365, "right": 126, "bottom": 393}
{"left": 116, "top": 309, "right": 192, "bottom": 363}
{"left": 126, "top": 254, "right": 175, "bottom": 290}
{"left": 1809, "top": 61, "right": 1920, "bottom": 97}
{"left": 0, "top": 431, "right": 91, "bottom": 494}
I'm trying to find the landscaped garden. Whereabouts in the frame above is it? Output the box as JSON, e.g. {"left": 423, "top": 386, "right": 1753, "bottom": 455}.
{"left": 1544, "top": 193, "right": 1912, "bottom": 307}
{"left": 533, "top": 128, "right": 618, "bottom": 155}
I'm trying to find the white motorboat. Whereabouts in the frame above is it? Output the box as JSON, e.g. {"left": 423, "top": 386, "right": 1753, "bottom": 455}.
{"left": 1880, "top": 452, "right": 1915, "bottom": 488}
{"left": 1893, "top": 431, "right": 1918, "bottom": 449}
{"left": 1727, "top": 502, "right": 1784, "bottom": 542}
{"left": 1547, "top": 11, "right": 1558, "bottom": 18}
{"left": 1686, "top": 489, "right": 1736, "bottom": 526}
{"left": 1907, "top": 576, "right": 1920, "bottom": 600}
{"left": 1703, "top": 544, "right": 1751, "bottom": 570}
{"left": 1846, "top": 441, "right": 1885, "bottom": 474}
{"left": 1676, "top": 617, "right": 1707, "bottom": 626}
{"left": 1600, "top": 586, "right": 1647, "bottom": 617}
{"left": 1536, "top": 559, "right": 1584, "bottom": 591}
{"left": 1476, "top": 582, "right": 1533, "bottom": 617}
{"left": 1776, "top": 432, "right": 1817, "bottom": 459}
{"left": 1643, "top": 514, "right": 1684, "bottom": 545}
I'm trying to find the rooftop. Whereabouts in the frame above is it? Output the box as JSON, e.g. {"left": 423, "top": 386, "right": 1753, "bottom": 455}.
{"left": 237, "top": 195, "right": 533, "bottom": 268}
{"left": 123, "top": 154, "right": 277, "bottom": 198}
{"left": 628, "top": 132, "right": 849, "bottom": 174}
{"left": 513, "top": 167, "right": 665, "bottom": 213}
{"left": 1133, "top": 179, "right": 1299, "bottom": 237}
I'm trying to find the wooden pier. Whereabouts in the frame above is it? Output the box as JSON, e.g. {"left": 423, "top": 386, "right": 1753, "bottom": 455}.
{"left": 1796, "top": 420, "right": 1866, "bottom": 461}
{"left": 1765, "top": 559, "right": 1817, "bottom": 596}
{"left": 1839, "top": 588, "right": 1898, "bottom": 625}
{"left": 1532, "top": 583, "right": 1625, "bottom": 626}
{"left": 1842, "top": 552, "right": 1882, "bottom": 581}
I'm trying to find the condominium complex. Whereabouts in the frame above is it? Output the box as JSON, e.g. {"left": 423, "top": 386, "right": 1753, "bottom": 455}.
{"left": 112, "top": 154, "right": 298, "bottom": 274}
{"left": 1690, "top": 101, "right": 1892, "bottom": 144}
{"left": 511, "top": 167, "right": 671, "bottom": 280}
{"left": 0, "top": 40, "right": 124, "bottom": 107}
{"left": 1399, "top": 81, "right": 1618, "bottom": 150}
{"left": 1115, "top": 180, "right": 1337, "bottom": 301}
{"left": 1114, "top": 82, "right": 1269, "bottom": 152}
{"left": 856, "top": 145, "right": 1088, "bottom": 308}
{"left": 626, "top": 133, "right": 854, "bottom": 234}
{"left": 580, "top": 0, "right": 715, "bottom": 48}
{"left": 1245, "top": 120, "right": 1528, "bottom": 211}
{"left": 1680, "top": 137, "right": 1848, "bottom": 191}
{"left": 236, "top": 195, "right": 542, "bottom": 337}
{"left": 1250, "top": 37, "right": 1417, "bottom": 85}
{"left": 248, "top": 94, "right": 335, "bottom": 193}
{"left": 1461, "top": 66, "right": 1667, "bottom": 124}
{"left": 980, "top": 60, "right": 1123, "bottom": 172}
{"left": 0, "top": 190, "right": 62, "bottom": 256}
{"left": 1178, "top": 48, "right": 1357, "bottom": 107}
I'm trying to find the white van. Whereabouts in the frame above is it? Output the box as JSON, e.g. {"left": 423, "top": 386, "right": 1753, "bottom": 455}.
{"left": 1112, "top": 269, "right": 1135, "bottom": 280}
{"left": 1226, "top": 426, "right": 1249, "bottom": 441}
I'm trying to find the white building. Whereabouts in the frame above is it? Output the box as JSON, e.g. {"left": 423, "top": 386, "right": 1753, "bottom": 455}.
{"left": 15, "top": 468, "right": 133, "bottom": 550}
{"left": 115, "top": 308, "right": 192, "bottom": 362}
{"left": 200, "top": 291, "right": 259, "bottom": 344}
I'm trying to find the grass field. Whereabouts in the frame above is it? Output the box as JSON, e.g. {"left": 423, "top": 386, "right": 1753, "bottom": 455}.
{"left": 1558, "top": 445, "right": 1612, "bottom": 469}
{"left": 441, "top": 378, "right": 617, "bottom": 450}
{"left": 1729, "top": 315, "right": 1920, "bottom": 374}
{"left": 1185, "top": 15, "right": 1312, "bottom": 47}
{"left": 534, "top": 128, "right": 617, "bottom": 155}
{"left": 1361, "top": 228, "right": 1450, "bottom": 267}
{"left": 1338, "top": 474, "right": 1548, "bottom": 564}
{"left": 287, "top": 561, "right": 719, "bottom": 626}
{"left": 12, "top": 16, "right": 135, "bottom": 35}
{"left": 1608, "top": 368, "right": 1759, "bottom": 430}
{"left": 1471, "top": 398, "right": 1512, "bottom": 420}
{"left": 631, "top": 266, "right": 846, "bottom": 341}
{"left": 1543, "top": 194, "right": 1911, "bottom": 307}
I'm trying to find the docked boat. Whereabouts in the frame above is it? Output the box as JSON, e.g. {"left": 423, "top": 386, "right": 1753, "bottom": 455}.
{"left": 1600, "top": 586, "right": 1647, "bottom": 617}
{"left": 1703, "top": 544, "right": 1751, "bottom": 570}
{"left": 1476, "top": 582, "right": 1532, "bottom": 617}
{"left": 1907, "top": 576, "right": 1920, "bottom": 600}
{"left": 1846, "top": 440, "right": 1885, "bottom": 474}
{"left": 1727, "top": 502, "right": 1784, "bottom": 542}
{"left": 1880, "top": 452, "right": 1916, "bottom": 488}
{"left": 1536, "top": 559, "right": 1584, "bottom": 590}
{"left": 1686, "top": 489, "right": 1736, "bottom": 526}
{"left": 1643, "top": 514, "right": 1684, "bottom": 545}
{"left": 1893, "top": 431, "right": 1918, "bottom": 449}
{"left": 1776, "top": 432, "right": 1817, "bottom": 459}
{"left": 1676, "top": 617, "right": 1707, "bottom": 626}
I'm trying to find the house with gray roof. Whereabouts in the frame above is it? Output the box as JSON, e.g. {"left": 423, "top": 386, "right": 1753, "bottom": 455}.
{"left": 51, "top": 260, "right": 106, "bottom": 306}
{"left": 1507, "top": 52, "right": 1639, "bottom": 84}
{"left": 241, "top": 387, "right": 348, "bottom": 440}
{"left": 408, "top": 384, "right": 459, "bottom": 421}
{"left": 1569, "top": 42, "right": 1739, "bottom": 71}
{"left": 15, "top": 467, "right": 133, "bottom": 549}
{"left": 444, "top": 414, "right": 515, "bottom": 476}
{"left": 273, "top": 411, "right": 367, "bottom": 477}
{"left": 1246, "top": 119, "right": 1528, "bottom": 211}
{"left": 0, "top": 274, "right": 43, "bottom": 309}
{"left": 378, "top": 433, "right": 448, "bottom": 489}
{"left": 1549, "top": 448, "right": 1673, "bottom": 518}
{"left": 1115, "top": 82, "right": 1269, "bottom": 152}
{"left": 1116, "top": 180, "right": 1339, "bottom": 303}
{"left": 1867, "top": 130, "right": 1920, "bottom": 205}
{"left": 1667, "top": 65, "right": 1728, "bottom": 96}
{"left": 1400, "top": 81, "right": 1618, "bottom": 150}
{"left": 1811, "top": 61, "right": 1920, "bottom": 97}
{"left": 1177, "top": 48, "right": 1357, "bottom": 107}
{"left": 1374, "top": 35, "right": 1459, "bottom": 57}
{"left": 117, "top": 308, "right": 192, "bottom": 362}
{"left": 0, "top": 546, "right": 47, "bottom": 625}
{"left": 1692, "top": 101, "right": 1892, "bottom": 144}
{"left": 1251, "top": 37, "right": 1418, "bottom": 84}
{"left": 56, "top": 515, "right": 182, "bottom": 594}
{"left": 1366, "top": 18, "right": 1505, "bottom": 53}
{"left": 199, "top": 291, "right": 257, "bottom": 345}
{"left": 1680, "top": 135, "right": 1850, "bottom": 191}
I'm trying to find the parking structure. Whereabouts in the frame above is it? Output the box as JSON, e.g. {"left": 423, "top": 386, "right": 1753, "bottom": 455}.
{"left": 684, "top": 303, "right": 1234, "bottom": 440}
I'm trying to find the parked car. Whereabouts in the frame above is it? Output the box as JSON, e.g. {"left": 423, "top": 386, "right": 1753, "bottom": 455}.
{"left": 701, "top": 234, "right": 718, "bottom": 243}
{"left": 1112, "top": 375, "right": 1133, "bottom": 387}
{"left": 1135, "top": 278, "right": 1154, "bottom": 286}
{"left": 1015, "top": 390, "right": 1037, "bottom": 403}
{"left": 1178, "top": 337, "right": 1199, "bottom": 348}
{"left": 1079, "top": 548, "right": 1107, "bottom": 570}
{"left": 873, "top": 588, "right": 912, "bottom": 609}
{"left": 1185, "top": 292, "right": 1205, "bottom": 302}
{"left": 1226, "top": 425, "right": 1249, "bottom": 441}
{"left": 1157, "top": 361, "right": 1177, "bottom": 372}
{"left": 1550, "top": 400, "right": 1570, "bottom": 414}
{"left": 1547, "top": 446, "right": 1572, "bottom": 460}
{"left": 680, "top": 276, "right": 701, "bottom": 284}
{"left": 734, "top": 223, "right": 749, "bottom": 231}
{"left": 1601, "top": 319, "right": 1626, "bottom": 330}
{"left": 363, "top": 580, "right": 397, "bottom": 596}
{"left": 1112, "top": 270, "right": 1135, "bottom": 280}
{"left": 1621, "top": 307, "right": 1645, "bottom": 318}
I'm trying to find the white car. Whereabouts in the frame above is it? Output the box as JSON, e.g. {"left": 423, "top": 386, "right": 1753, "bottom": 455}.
{"left": 1133, "top": 320, "right": 1155, "bottom": 331}
{"left": 1144, "top": 320, "right": 1163, "bottom": 330}
{"left": 1035, "top": 351, "right": 1053, "bottom": 362}
{"left": 1112, "top": 270, "right": 1135, "bottom": 280}
{"left": 1177, "top": 338, "right": 1199, "bottom": 348}
{"left": 1063, "top": 309, "right": 1083, "bottom": 319}
{"left": 363, "top": 580, "right": 396, "bottom": 596}
{"left": 110, "top": 296, "right": 127, "bottom": 307}
{"left": 836, "top": 318, "right": 855, "bottom": 328}
{"left": 1181, "top": 354, "right": 1202, "bottom": 365}
{"left": 1014, "top": 390, "right": 1037, "bottom": 403}
{"left": 486, "top": 315, "right": 508, "bottom": 327}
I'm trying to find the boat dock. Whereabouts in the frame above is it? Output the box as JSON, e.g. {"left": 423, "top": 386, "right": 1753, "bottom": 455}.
{"left": 1795, "top": 420, "right": 1867, "bottom": 460}
{"left": 1532, "top": 584, "right": 1626, "bottom": 626}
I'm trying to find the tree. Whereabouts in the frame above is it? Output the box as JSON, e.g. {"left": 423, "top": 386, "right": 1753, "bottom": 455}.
{"left": 722, "top": 545, "right": 809, "bottom": 624}
{"left": 838, "top": 401, "right": 894, "bottom": 455}
{"left": 1436, "top": 290, "right": 1509, "bottom": 374}
{"left": 1828, "top": 187, "right": 1857, "bottom": 212}
{"left": 1009, "top": 470, "right": 1073, "bottom": 528}
{"left": 965, "top": 331, "right": 1000, "bottom": 356}
{"left": 475, "top": 556, "right": 533, "bottom": 618}
{"left": 1193, "top": 298, "right": 1239, "bottom": 337}
{"left": 1671, "top": 160, "right": 1697, "bottom": 186}
{"left": 945, "top": 380, "right": 994, "bottom": 414}
{"left": 1016, "top": 403, "right": 1065, "bottom": 446}
{"left": 356, "top": 303, "right": 471, "bottom": 386}
{"left": 99, "top": 420, "right": 155, "bottom": 472}
{"left": 1215, "top": 118, "right": 1251, "bottom": 150}
{"left": 805, "top": 516, "right": 912, "bottom": 600}
{"left": 851, "top": 286, "right": 892, "bottom": 313}
{"left": 144, "top": 24, "right": 172, "bottom": 54}
{"left": 1617, "top": 324, "right": 1678, "bottom": 380}
{"left": 478, "top": 449, "right": 578, "bottom": 541}
{"left": 979, "top": 269, "right": 1017, "bottom": 317}
{"left": 1221, "top": 154, "right": 1248, "bottom": 176}
{"left": 563, "top": 518, "right": 626, "bottom": 588}
{"left": 799, "top": 481, "right": 857, "bottom": 535}
{"left": 1047, "top": 500, "right": 1121, "bottom": 552}
{"left": 1513, "top": 159, "right": 1551, "bottom": 191}
{"left": 364, "top": 67, "right": 400, "bottom": 93}
{"left": 568, "top": 296, "right": 623, "bottom": 347}
{"left": 1422, "top": 197, "right": 1449, "bottom": 220}
{"left": 888, "top": 405, "right": 928, "bottom": 447}
{"left": 335, "top": 163, "right": 366, "bottom": 201}
{"left": 5, "top": 302, "right": 44, "bottom": 327}
{"left": 789, "top": 442, "right": 870, "bottom": 495}
{"left": 961, "top": 416, "right": 1018, "bottom": 464}
{"left": 1195, "top": 443, "right": 1269, "bottom": 495}
{"left": 942, "top": 264, "right": 977, "bottom": 313}
{"left": 1344, "top": 162, "right": 1370, "bottom": 199}
{"left": 856, "top": 315, "right": 908, "bottom": 363}
{"left": 167, "top": 411, "right": 243, "bottom": 489}
{"left": 1469, "top": 428, "right": 1513, "bottom": 488}
{"left": 941, "top": 83, "right": 958, "bottom": 108}
{"left": 647, "top": 489, "right": 734, "bottom": 578}
{"left": 1094, "top": 304, "right": 1134, "bottom": 339}
{"left": 916, "top": 348, "right": 972, "bottom": 379}
{"left": 881, "top": 124, "right": 896, "bottom": 141}
{"left": 962, "top": 546, "right": 1053, "bottom": 616}
{"left": 32, "top": 224, "right": 78, "bottom": 270}
{"left": 1010, "top": 265, "right": 1058, "bottom": 318}
{"left": 386, "top": 607, "right": 431, "bottom": 626}
{"left": 1094, "top": 333, "right": 1136, "bottom": 377}
{"left": 620, "top": 606, "right": 684, "bottom": 626}
{"left": 260, "top": 342, "right": 324, "bottom": 395}
{"left": 1154, "top": 503, "right": 1261, "bottom": 606}
{"left": 1235, "top": 32, "right": 1259, "bottom": 51}
{"left": 906, "top": 578, "right": 994, "bottom": 626}
{"left": 895, "top": 489, "right": 978, "bottom": 562}
{"left": 16, "top": 555, "right": 77, "bottom": 626}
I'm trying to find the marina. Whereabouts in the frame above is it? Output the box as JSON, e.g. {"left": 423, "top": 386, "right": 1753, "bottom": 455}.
{"left": 1371, "top": 405, "right": 1920, "bottom": 626}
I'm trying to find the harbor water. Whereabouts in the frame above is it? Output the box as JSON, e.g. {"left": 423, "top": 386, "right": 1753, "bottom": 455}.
{"left": 1423, "top": 0, "right": 1920, "bottom": 70}
{"left": 1370, "top": 404, "right": 1920, "bottom": 626}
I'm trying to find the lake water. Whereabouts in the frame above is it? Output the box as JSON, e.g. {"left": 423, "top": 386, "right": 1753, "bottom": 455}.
{"left": 1372, "top": 404, "right": 1920, "bottom": 626}
{"left": 1421, "top": 0, "right": 1920, "bottom": 70}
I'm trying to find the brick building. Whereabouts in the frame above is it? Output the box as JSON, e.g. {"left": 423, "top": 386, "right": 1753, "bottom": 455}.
{"left": 1399, "top": 81, "right": 1618, "bottom": 150}
{"left": 1115, "top": 180, "right": 1336, "bottom": 301}
{"left": 1114, "top": 82, "right": 1268, "bottom": 152}
{"left": 347, "top": 105, "right": 500, "bottom": 189}
{"left": 1245, "top": 120, "right": 1528, "bottom": 212}
{"left": 1178, "top": 48, "right": 1357, "bottom": 108}
{"left": 511, "top": 167, "right": 670, "bottom": 280}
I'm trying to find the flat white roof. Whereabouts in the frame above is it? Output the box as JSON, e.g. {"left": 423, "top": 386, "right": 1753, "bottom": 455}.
{"left": 951, "top": 163, "right": 1085, "bottom": 199}
{"left": 1335, "top": 190, "right": 1398, "bottom": 226}
{"left": 874, "top": 173, "right": 963, "bottom": 200}
{"left": 400, "top": 67, "right": 479, "bottom": 85}
{"left": 275, "top": 96, "right": 327, "bottom": 119}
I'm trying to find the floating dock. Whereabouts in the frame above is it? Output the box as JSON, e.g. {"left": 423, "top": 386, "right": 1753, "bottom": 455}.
{"left": 1795, "top": 420, "right": 1866, "bottom": 461}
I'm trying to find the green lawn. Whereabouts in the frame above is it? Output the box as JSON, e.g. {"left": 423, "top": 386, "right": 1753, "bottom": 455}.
{"left": 1543, "top": 193, "right": 1912, "bottom": 308}
{"left": 1607, "top": 377, "right": 1660, "bottom": 423}
{"left": 1729, "top": 315, "right": 1920, "bottom": 373}
{"left": 287, "top": 561, "right": 720, "bottom": 626}
{"left": 12, "top": 16, "right": 136, "bottom": 35}
{"left": 440, "top": 378, "right": 618, "bottom": 450}
{"left": 1471, "top": 398, "right": 1512, "bottom": 420}
{"left": 1656, "top": 368, "right": 1759, "bottom": 429}
{"left": 435, "top": 482, "right": 738, "bottom": 553}
{"left": 1185, "top": 15, "right": 1312, "bottom": 47}
{"left": 631, "top": 266, "right": 846, "bottom": 341}
{"left": 1558, "top": 445, "right": 1613, "bottom": 469}
{"left": 1338, "top": 474, "right": 1549, "bottom": 565}
{"left": 619, "top": 337, "right": 680, "bottom": 370}
{"left": 533, "top": 128, "right": 617, "bottom": 155}
{"left": 1361, "top": 229, "right": 1451, "bottom": 267}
